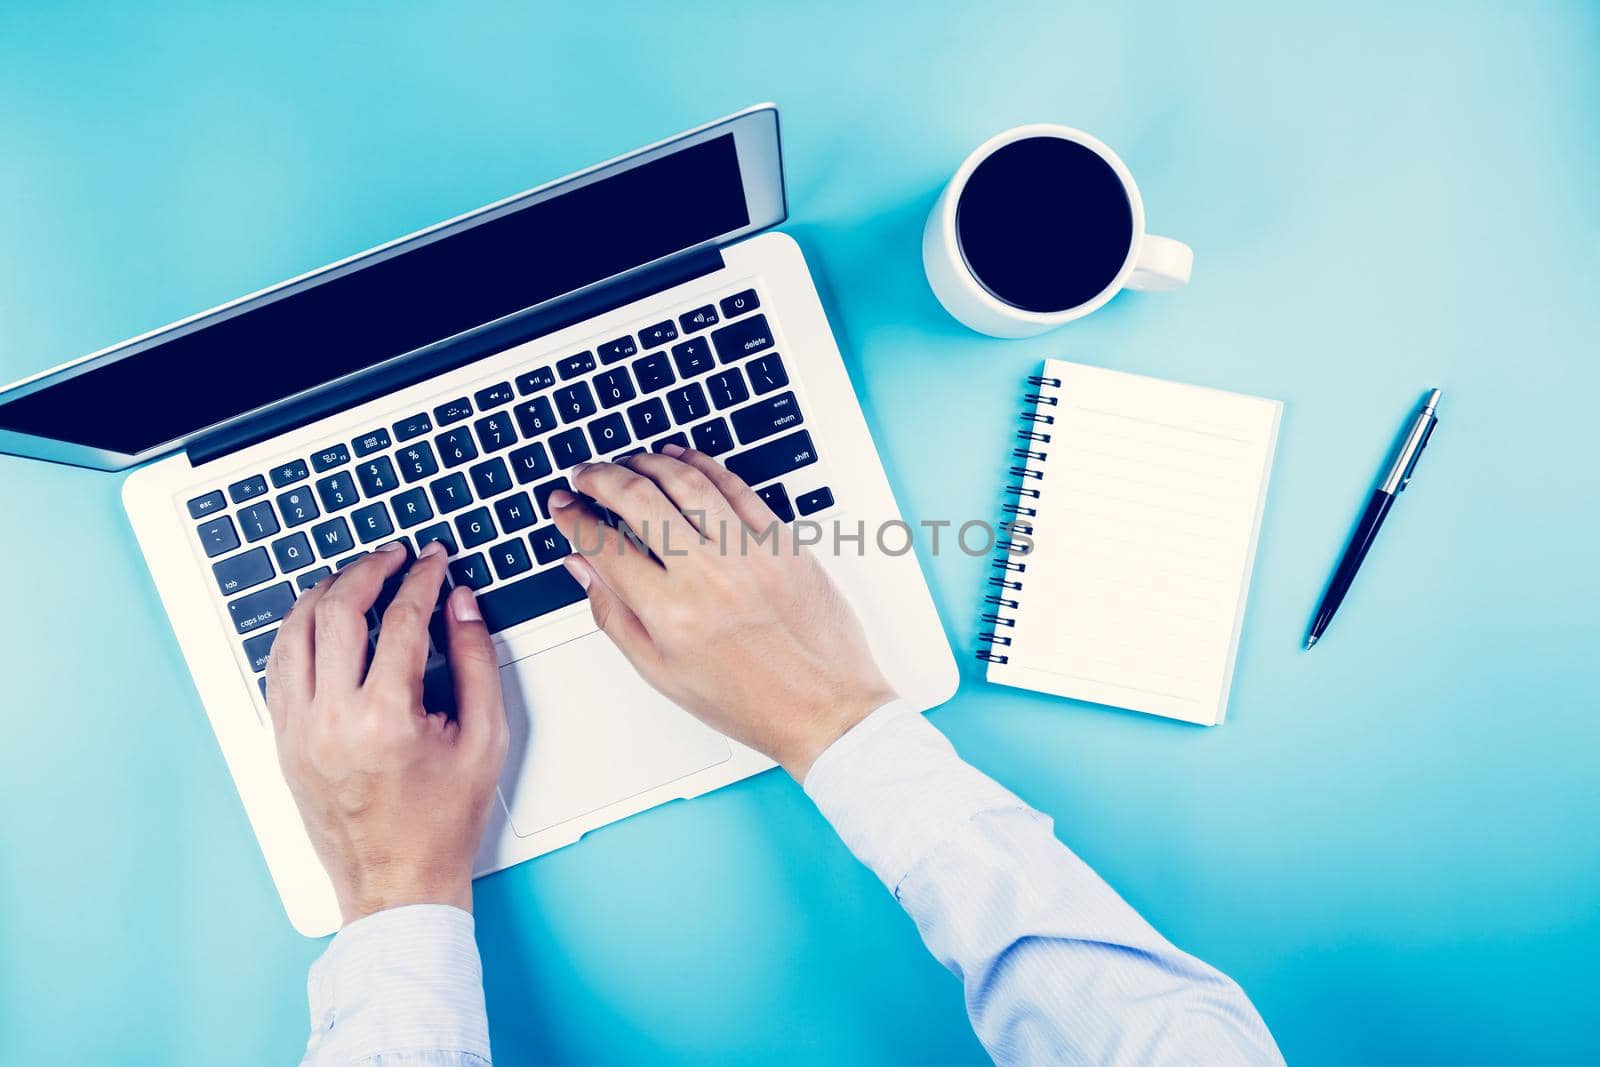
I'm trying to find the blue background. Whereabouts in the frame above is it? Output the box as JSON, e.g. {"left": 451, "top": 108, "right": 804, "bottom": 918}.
{"left": 2, "top": 1, "right": 1597, "bottom": 1063}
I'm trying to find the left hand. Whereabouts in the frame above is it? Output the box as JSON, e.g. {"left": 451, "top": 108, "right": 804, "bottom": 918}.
{"left": 265, "top": 541, "right": 509, "bottom": 925}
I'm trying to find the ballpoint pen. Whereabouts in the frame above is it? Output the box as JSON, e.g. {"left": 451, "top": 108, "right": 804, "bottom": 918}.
{"left": 1304, "top": 388, "right": 1441, "bottom": 649}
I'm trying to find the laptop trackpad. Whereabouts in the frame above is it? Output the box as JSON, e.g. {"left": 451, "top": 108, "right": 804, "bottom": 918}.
{"left": 495, "top": 630, "right": 733, "bottom": 837}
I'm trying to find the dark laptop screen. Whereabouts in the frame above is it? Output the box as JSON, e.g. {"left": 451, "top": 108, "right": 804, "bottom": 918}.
{"left": 0, "top": 133, "right": 749, "bottom": 455}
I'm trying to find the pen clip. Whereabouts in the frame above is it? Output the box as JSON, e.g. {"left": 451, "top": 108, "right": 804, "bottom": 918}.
{"left": 1397, "top": 417, "right": 1436, "bottom": 491}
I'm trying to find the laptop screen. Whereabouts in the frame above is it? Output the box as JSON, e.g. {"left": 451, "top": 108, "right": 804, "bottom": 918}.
{"left": 0, "top": 132, "right": 750, "bottom": 457}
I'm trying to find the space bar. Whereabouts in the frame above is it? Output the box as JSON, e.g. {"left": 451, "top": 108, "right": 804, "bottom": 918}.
{"left": 476, "top": 567, "right": 588, "bottom": 634}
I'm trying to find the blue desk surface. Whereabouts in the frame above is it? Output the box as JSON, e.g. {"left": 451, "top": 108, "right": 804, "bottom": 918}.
{"left": 3, "top": 3, "right": 1597, "bottom": 1063}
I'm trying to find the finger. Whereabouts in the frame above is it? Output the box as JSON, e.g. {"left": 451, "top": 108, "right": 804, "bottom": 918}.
{"left": 368, "top": 542, "right": 449, "bottom": 702}
{"left": 312, "top": 542, "right": 409, "bottom": 694}
{"left": 442, "top": 584, "right": 506, "bottom": 757}
{"left": 570, "top": 460, "right": 703, "bottom": 561}
{"left": 265, "top": 575, "right": 333, "bottom": 731}
{"left": 563, "top": 554, "right": 658, "bottom": 668}
{"left": 663, "top": 443, "right": 780, "bottom": 530}
{"left": 621, "top": 452, "right": 740, "bottom": 540}
{"left": 548, "top": 488, "right": 667, "bottom": 603}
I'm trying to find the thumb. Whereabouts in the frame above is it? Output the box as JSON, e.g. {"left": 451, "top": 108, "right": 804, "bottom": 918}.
{"left": 444, "top": 584, "right": 506, "bottom": 759}
{"left": 564, "top": 555, "right": 659, "bottom": 671}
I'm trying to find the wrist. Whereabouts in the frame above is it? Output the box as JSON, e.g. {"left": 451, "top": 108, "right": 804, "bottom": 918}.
{"left": 777, "top": 683, "right": 898, "bottom": 782}
{"left": 339, "top": 872, "right": 473, "bottom": 925}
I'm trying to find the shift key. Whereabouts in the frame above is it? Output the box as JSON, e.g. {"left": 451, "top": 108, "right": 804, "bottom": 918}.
{"left": 229, "top": 581, "right": 296, "bottom": 634}
{"left": 725, "top": 430, "right": 818, "bottom": 488}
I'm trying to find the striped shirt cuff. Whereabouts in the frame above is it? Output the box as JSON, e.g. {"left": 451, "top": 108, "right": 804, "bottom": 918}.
{"left": 304, "top": 904, "right": 490, "bottom": 1066}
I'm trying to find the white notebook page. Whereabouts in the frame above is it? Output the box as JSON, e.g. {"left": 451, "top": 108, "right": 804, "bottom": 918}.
{"left": 986, "top": 359, "right": 1281, "bottom": 725}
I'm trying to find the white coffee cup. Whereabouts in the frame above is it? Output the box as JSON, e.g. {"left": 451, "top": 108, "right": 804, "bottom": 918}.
{"left": 922, "top": 124, "right": 1193, "bottom": 338}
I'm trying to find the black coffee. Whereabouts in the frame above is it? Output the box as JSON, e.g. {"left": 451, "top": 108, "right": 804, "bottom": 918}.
{"left": 955, "top": 136, "right": 1134, "bottom": 313}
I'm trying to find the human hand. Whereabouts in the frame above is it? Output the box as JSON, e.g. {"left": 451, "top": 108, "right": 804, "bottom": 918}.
{"left": 265, "top": 540, "right": 509, "bottom": 925}
{"left": 547, "top": 444, "right": 896, "bottom": 781}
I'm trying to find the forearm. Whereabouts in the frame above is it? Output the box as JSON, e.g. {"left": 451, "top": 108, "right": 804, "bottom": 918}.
{"left": 805, "top": 701, "right": 1282, "bottom": 1067}
{"left": 302, "top": 905, "right": 491, "bottom": 1067}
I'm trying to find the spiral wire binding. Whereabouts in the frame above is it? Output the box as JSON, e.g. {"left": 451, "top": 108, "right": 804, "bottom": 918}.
{"left": 977, "top": 373, "right": 1062, "bottom": 665}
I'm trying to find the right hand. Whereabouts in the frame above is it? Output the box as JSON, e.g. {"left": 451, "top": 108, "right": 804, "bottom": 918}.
{"left": 548, "top": 444, "right": 896, "bottom": 781}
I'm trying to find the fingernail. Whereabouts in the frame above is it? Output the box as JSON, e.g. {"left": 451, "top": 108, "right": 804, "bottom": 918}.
{"left": 661, "top": 442, "right": 686, "bottom": 457}
{"left": 548, "top": 488, "right": 576, "bottom": 509}
{"left": 451, "top": 585, "right": 482, "bottom": 622}
{"left": 377, "top": 540, "right": 407, "bottom": 553}
{"left": 572, "top": 461, "right": 592, "bottom": 476}
{"left": 418, "top": 539, "right": 446, "bottom": 560}
{"left": 563, "top": 555, "right": 591, "bottom": 590}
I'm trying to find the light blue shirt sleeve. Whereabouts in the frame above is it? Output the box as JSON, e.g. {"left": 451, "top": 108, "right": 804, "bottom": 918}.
{"left": 302, "top": 903, "right": 491, "bottom": 1066}
{"left": 804, "top": 699, "right": 1284, "bottom": 1067}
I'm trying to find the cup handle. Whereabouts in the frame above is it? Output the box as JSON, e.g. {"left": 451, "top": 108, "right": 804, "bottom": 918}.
{"left": 1124, "top": 234, "right": 1193, "bottom": 292}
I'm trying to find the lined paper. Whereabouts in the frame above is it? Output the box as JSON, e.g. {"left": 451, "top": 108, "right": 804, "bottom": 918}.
{"left": 986, "top": 360, "right": 1281, "bottom": 725}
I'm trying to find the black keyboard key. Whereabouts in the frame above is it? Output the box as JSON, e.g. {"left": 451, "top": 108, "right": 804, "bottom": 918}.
{"left": 270, "top": 459, "right": 310, "bottom": 488}
{"left": 533, "top": 477, "right": 572, "bottom": 519}
{"left": 626, "top": 397, "right": 669, "bottom": 440}
{"left": 416, "top": 522, "right": 458, "bottom": 557}
{"left": 434, "top": 397, "right": 473, "bottom": 426}
{"left": 640, "top": 319, "right": 678, "bottom": 347}
{"left": 550, "top": 427, "right": 591, "bottom": 469}
{"left": 588, "top": 413, "right": 631, "bottom": 454}
{"left": 719, "top": 288, "right": 760, "bottom": 318}
{"left": 668, "top": 383, "right": 710, "bottom": 425}
{"left": 529, "top": 525, "right": 571, "bottom": 565}
{"left": 213, "top": 546, "right": 275, "bottom": 596}
{"left": 394, "top": 412, "right": 433, "bottom": 441}
{"left": 616, "top": 447, "right": 645, "bottom": 462}
{"left": 652, "top": 432, "right": 690, "bottom": 454}
{"left": 477, "top": 567, "right": 586, "bottom": 633}
{"left": 632, "top": 350, "right": 675, "bottom": 393}
{"left": 494, "top": 492, "right": 538, "bottom": 533}
{"left": 474, "top": 381, "right": 515, "bottom": 410}
{"left": 430, "top": 473, "right": 473, "bottom": 514}
{"left": 297, "top": 566, "right": 332, "bottom": 591}
{"left": 352, "top": 502, "right": 394, "bottom": 544}
{"left": 709, "top": 368, "right": 750, "bottom": 410}
{"left": 671, "top": 337, "right": 715, "bottom": 378}
{"left": 758, "top": 484, "right": 795, "bottom": 523}
{"left": 337, "top": 552, "right": 368, "bottom": 570}
{"left": 197, "top": 515, "right": 240, "bottom": 558}
{"left": 392, "top": 486, "right": 434, "bottom": 529}
{"left": 229, "top": 582, "right": 295, "bottom": 635}
{"left": 711, "top": 313, "right": 773, "bottom": 363}
{"left": 271, "top": 531, "right": 316, "bottom": 572}
{"left": 474, "top": 411, "right": 517, "bottom": 453}
{"left": 691, "top": 418, "right": 734, "bottom": 456}
{"left": 188, "top": 490, "right": 226, "bottom": 519}
{"left": 243, "top": 629, "right": 277, "bottom": 674}
{"left": 598, "top": 336, "right": 638, "bottom": 365}
{"left": 436, "top": 428, "right": 478, "bottom": 468}
{"left": 352, "top": 428, "right": 391, "bottom": 457}
{"left": 449, "top": 553, "right": 493, "bottom": 590}
{"left": 726, "top": 429, "right": 818, "bottom": 486}
{"left": 239, "top": 501, "right": 281, "bottom": 542}
{"left": 731, "top": 391, "right": 804, "bottom": 445}
{"left": 516, "top": 366, "right": 556, "bottom": 394}
{"left": 509, "top": 442, "right": 553, "bottom": 484}
{"left": 397, "top": 441, "right": 440, "bottom": 482}
{"left": 679, "top": 304, "right": 719, "bottom": 333}
{"left": 356, "top": 455, "right": 399, "bottom": 497}
{"left": 594, "top": 368, "right": 636, "bottom": 409}
{"left": 315, "top": 471, "right": 360, "bottom": 512}
{"left": 311, "top": 444, "right": 351, "bottom": 472}
{"left": 796, "top": 486, "right": 834, "bottom": 516}
{"left": 747, "top": 352, "right": 789, "bottom": 395}
{"left": 469, "top": 457, "right": 512, "bottom": 498}
{"left": 513, "top": 395, "right": 558, "bottom": 437}
{"left": 558, "top": 351, "right": 598, "bottom": 379}
{"left": 489, "top": 538, "right": 533, "bottom": 580}
{"left": 229, "top": 474, "right": 268, "bottom": 504}
{"left": 455, "top": 507, "right": 497, "bottom": 548}
{"left": 554, "top": 382, "right": 597, "bottom": 424}
{"left": 311, "top": 516, "right": 354, "bottom": 558}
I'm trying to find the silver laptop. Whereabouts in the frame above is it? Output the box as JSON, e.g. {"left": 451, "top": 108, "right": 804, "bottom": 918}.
{"left": 0, "top": 104, "right": 956, "bottom": 936}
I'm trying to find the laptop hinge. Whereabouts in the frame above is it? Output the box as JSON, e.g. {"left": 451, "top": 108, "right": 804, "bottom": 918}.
{"left": 187, "top": 246, "right": 725, "bottom": 467}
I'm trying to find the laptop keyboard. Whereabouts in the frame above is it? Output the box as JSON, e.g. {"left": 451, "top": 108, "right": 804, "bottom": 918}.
{"left": 182, "top": 287, "right": 838, "bottom": 700}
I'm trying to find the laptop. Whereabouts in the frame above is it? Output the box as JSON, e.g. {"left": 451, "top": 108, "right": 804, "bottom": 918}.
{"left": 0, "top": 104, "right": 957, "bottom": 936}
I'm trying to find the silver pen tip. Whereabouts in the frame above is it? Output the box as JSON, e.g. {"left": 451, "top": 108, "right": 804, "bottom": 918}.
{"left": 1303, "top": 635, "right": 1318, "bottom": 650}
{"left": 1424, "top": 388, "right": 1442, "bottom": 412}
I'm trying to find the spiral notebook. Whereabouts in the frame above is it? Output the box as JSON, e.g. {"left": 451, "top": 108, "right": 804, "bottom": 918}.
{"left": 980, "top": 359, "right": 1282, "bottom": 726}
